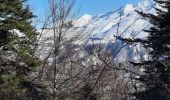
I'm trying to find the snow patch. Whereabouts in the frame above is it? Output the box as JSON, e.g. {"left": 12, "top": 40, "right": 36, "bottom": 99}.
{"left": 73, "top": 14, "right": 92, "bottom": 27}
{"left": 123, "top": 4, "right": 135, "bottom": 14}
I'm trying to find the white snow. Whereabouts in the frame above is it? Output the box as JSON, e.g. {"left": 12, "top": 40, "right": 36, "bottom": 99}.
{"left": 123, "top": 4, "right": 135, "bottom": 14}
{"left": 73, "top": 14, "right": 92, "bottom": 27}
{"left": 10, "top": 29, "right": 25, "bottom": 37}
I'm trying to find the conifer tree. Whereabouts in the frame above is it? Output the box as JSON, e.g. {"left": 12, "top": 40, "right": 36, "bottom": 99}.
{"left": 133, "top": 0, "right": 170, "bottom": 99}
{"left": 0, "top": 0, "right": 43, "bottom": 99}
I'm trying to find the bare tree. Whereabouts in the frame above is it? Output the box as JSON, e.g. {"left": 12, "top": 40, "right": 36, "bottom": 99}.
{"left": 33, "top": 0, "right": 89, "bottom": 99}
{"left": 32, "top": 1, "right": 147, "bottom": 99}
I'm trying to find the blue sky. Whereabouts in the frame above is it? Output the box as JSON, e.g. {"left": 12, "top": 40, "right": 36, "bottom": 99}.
{"left": 28, "top": 0, "right": 142, "bottom": 18}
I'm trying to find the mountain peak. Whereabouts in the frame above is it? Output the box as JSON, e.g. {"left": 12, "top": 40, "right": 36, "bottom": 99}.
{"left": 137, "top": 0, "right": 154, "bottom": 9}
{"left": 123, "top": 4, "right": 135, "bottom": 13}
{"left": 74, "top": 14, "right": 92, "bottom": 27}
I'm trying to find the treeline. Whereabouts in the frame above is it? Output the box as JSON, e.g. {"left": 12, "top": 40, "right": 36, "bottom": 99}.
{"left": 0, "top": 0, "right": 170, "bottom": 100}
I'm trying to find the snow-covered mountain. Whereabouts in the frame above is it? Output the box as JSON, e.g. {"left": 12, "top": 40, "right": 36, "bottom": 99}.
{"left": 75, "top": 0, "right": 155, "bottom": 41}
{"left": 37, "top": 0, "right": 155, "bottom": 62}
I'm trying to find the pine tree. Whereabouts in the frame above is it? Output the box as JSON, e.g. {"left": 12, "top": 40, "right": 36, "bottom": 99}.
{"left": 0, "top": 0, "right": 43, "bottom": 99}
{"left": 133, "top": 0, "right": 170, "bottom": 99}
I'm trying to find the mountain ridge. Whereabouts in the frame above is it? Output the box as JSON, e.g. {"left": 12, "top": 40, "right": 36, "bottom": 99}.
{"left": 73, "top": 0, "right": 155, "bottom": 43}
{"left": 37, "top": 0, "right": 155, "bottom": 62}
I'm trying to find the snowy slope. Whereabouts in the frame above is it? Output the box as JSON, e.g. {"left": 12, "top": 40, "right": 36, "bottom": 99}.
{"left": 74, "top": 0, "right": 155, "bottom": 42}
{"left": 37, "top": 0, "right": 155, "bottom": 62}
